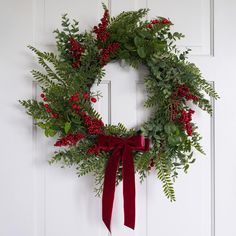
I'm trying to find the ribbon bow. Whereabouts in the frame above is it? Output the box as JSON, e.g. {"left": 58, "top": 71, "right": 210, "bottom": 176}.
{"left": 97, "top": 134, "right": 150, "bottom": 231}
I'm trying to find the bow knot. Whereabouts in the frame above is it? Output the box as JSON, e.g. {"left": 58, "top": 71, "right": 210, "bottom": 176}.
{"left": 97, "top": 134, "right": 150, "bottom": 231}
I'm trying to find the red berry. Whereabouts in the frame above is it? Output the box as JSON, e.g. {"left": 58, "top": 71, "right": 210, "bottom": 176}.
{"left": 43, "top": 97, "right": 47, "bottom": 102}
{"left": 72, "top": 62, "right": 78, "bottom": 68}
{"left": 72, "top": 104, "right": 77, "bottom": 109}
{"left": 40, "top": 93, "right": 45, "bottom": 98}
{"left": 83, "top": 93, "right": 90, "bottom": 99}
{"left": 162, "top": 19, "right": 171, "bottom": 24}
{"left": 52, "top": 113, "right": 59, "bottom": 118}
{"left": 44, "top": 104, "right": 49, "bottom": 108}
{"left": 151, "top": 19, "right": 159, "bottom": 24}
{"left": 91, "top": 97, "right": 97, "bottom": 103}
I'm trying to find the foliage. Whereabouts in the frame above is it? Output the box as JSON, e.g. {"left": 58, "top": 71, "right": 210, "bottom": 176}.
{"left": 20, "top": 6, "right": 219, "bottom": 201}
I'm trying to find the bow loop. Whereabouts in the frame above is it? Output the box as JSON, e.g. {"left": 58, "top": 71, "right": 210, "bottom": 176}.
{"left": 98, "top": 134, "right": 148, "bottom": 151}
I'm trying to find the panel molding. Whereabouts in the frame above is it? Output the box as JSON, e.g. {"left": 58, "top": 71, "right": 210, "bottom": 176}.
{"left": 101, "top": 80, "right": 112, "bottom": 125}
{"left": 109, "top": 0, "right": 214, "bottom": 56}
{"left": 92, "top": 80, "right": 112, "bottom": 125}
{"left": 146, "top": 0, "right": 214, "bottom": 56}
{"left": 210, "top": 0, "right": 215, "bottom": 56}
{"left": 210, "top": 81, "right": 216, "bottom": 236}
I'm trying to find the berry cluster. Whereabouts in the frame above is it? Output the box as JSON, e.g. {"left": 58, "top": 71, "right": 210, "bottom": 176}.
{"left": 162, "top": 19, "right": 171, "bottom": 24}
{"left": 93, "top": 9, "right": 110, "bottom": 42}
{"left": 68, "top": 92, "right": 97, "bottom": 113}
{"left": 175, "top": 84, "right": 198, "bottom": 101}
{"left": 72, "top": 103, "right": 80, "bottom": 112}
{"left": 68, "top": 37, "right": 85, "bottom": 68}
{"left": 80, "top": 112, "right": 104, "bottom": 135}
{"left": 147, "top": 18, "right": 171, "bottom": 28}
{"left": 54, "top": 133, "right": 85, "bottom": 147}
{"left": 69, "top": 92, "right": 81, "bottom": 112}
{"left": 100, "top": 42, "right": 120, "bottom": 65}
{"left": 170, "top": 100, "right": 180, "bottom": 121}
{"left": 179, "top": 109, "right": 195, "bottom": 136}
{"left": 69, "top": 91, "right": 79, "bottom": 103}
{"left": 41, "top": 93, "right": 59, "bottom": 118}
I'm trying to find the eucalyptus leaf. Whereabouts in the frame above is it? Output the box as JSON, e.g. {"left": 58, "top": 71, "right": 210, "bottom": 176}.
{"left": 134, "top": 36, "right": 143, "bottom": 47}
{"left": 137, "top": 47, "right": 146, "bottom": 58}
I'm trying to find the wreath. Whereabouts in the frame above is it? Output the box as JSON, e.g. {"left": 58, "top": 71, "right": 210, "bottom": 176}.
{"left": 20, "top": 5, "right": 219, "bottom": 231}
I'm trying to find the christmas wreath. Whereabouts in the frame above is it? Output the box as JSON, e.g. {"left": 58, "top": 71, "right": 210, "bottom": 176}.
{"left": 20, "top": 5, "right": 219, "bottom": 231}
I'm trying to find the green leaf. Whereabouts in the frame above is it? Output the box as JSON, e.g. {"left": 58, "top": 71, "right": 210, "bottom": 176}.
{"left": 164, "top": 123, "right": 176, "bottom": 134}
{"left": 134, "top": 36, "right": 143, "bottom": 47}
{"left": 48, "top": 129, "right": 57, "bottom": 137}
{"left": 164, "top": 124, "right": 171, "bottom": 134}
{"left": 64, "top": 122, "right": 71, "bottom": 134}
{"left": 124, "top": 43, "right": 135, "bottom": 51}
{"left": 168, "top": 135, "right": 181, "bottom": 145}
{"left": 137, "top": 47, "right": 146, "bottom": 58}
{"left": 37, "top": 122, "right": 46, "bottom": 129}
{"left": 44, "top": 128, "right": 56, "bottom": 137}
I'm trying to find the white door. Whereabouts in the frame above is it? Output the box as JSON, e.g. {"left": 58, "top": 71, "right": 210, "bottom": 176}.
{"left": 1, "top": 0, "right": 235, "bottom": 236}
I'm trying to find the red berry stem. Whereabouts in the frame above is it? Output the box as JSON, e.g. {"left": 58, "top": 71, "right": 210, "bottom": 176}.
{"left": 54, "top": 133, "right": 85, "bottom": 147}
{"left": 68, "top": 37, "right": 85, "bottom": 68}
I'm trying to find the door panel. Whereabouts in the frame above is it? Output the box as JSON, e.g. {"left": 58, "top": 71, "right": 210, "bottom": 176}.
{"left": 1, "top": 0, "right": 235, "bottom": 236}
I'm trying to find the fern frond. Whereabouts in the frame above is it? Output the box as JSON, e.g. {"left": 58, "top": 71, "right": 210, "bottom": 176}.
{"left": 135, "top": 151, "right": 151, "bottom": 182}
{"left": 31, "top": 70, "right": 55, "bottom": 88}
{"left": 196, "top": 78, "right": 219, "bottom": 99}
{"left": 28, "top": 45, "right": 66, "bottom": 86}
{"left": 191, "top": 132, "right": 205, "bottom": 155}
{"left": 156, "top": 154, "right": 176, "bottom": 201}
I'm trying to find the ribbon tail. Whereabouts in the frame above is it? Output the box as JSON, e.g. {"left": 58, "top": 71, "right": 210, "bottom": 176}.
{"left": 122, "top": 146, "right": 135, "bottom": 230}
{"left": 102, "top": 148, "right": 121, "bottom": 232}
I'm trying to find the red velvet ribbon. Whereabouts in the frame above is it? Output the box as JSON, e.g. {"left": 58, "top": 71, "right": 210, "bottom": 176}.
{"left": 97, "top": 134, "right": 150, "bottom": 232}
